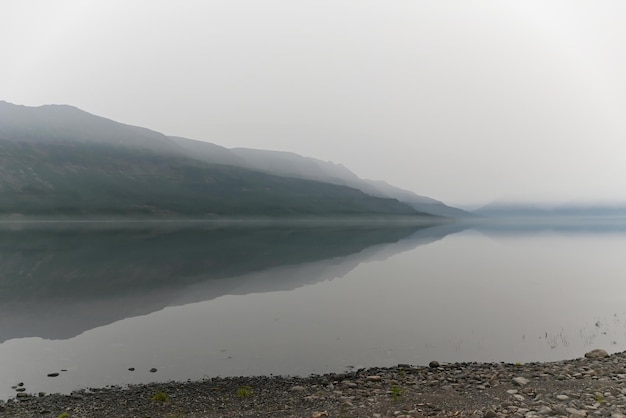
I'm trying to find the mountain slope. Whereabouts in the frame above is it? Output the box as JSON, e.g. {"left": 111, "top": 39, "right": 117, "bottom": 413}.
{"left": 0, "top": 102, "right": 429, "bottom": 218}
{"left": 167, "top": 137, "right": 469, "bottom": 217}
{"left": 0, "top": 101, "right": 178, "bottom": 153}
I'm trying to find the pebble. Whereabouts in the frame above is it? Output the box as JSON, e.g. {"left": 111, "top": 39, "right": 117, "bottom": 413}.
{"left": 566, "top": 407, "right": 587, "bottom": 416}
{"left": 585, "top": 349, "right": 609, "bottom": 359}
{"left": 513, "top": 376, "right": 530, "bottom": 386}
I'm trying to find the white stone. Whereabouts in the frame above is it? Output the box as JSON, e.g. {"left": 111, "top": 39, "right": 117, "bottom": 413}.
{"left": 512, "top": 376, "right": 530, "bottom": 386}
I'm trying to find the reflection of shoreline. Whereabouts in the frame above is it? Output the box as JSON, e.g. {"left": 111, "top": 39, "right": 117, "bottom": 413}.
{"left": 0, "top": 216, "right": 449, "bottom": 228}
{"left": 0, "top": 223, "right": 465, "bottom": 342}
{"left": 464, "top": 217, "right": 626, "bottom": 235}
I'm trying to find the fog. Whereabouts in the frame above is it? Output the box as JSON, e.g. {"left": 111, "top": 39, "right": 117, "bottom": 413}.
{"left": 2, "top": 0, "right": 626, "bottom": 206}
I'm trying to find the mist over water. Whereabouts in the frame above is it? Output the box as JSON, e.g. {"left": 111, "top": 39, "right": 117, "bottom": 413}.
{"left": 1, "top": 220, "right": 626, "bottom": 400}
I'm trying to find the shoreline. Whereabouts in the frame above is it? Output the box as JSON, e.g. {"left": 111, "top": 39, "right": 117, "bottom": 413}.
{"left": 2, "top": 350, "right": 626, "bottom": 417}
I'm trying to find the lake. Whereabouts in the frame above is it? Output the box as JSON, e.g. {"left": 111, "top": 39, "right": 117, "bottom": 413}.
{"left": 1, "top": 219, "right": 626, "bottom": 400}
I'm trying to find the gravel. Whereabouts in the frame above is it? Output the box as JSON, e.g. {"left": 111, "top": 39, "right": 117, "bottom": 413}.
{"left": 3, "top": 350, "right": 626, "bottom": 417}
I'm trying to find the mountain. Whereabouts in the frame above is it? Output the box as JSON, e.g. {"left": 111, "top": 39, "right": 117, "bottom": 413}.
{"left": 167, "top": 137, "right": 470, "bottom": 217}
{"left": 0, "top": 101, "right": 177, "bottom": 153}
{"left": 0, "top": 101, "right": 433, "bottom": 219}
{"left": 474, "top": 202, "right": 626, "bottom": 218}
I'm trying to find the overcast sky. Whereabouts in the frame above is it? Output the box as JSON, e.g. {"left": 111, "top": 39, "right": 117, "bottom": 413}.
{"left": 2, "top": 1, "right": 626, "bottom": 206}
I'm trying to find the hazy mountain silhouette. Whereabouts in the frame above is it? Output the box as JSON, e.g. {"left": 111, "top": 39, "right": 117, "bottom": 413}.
{"left": 0, "top": 222, "right": 466, "bottom": 342}
{"left": 474, "top": 202, "right": 626, "bottom": 218}
{"left": 168, "top": 136, "right": 469, "bottom": 217}
{"left": 0, "top": 101, "right": 432, "bottom": 218}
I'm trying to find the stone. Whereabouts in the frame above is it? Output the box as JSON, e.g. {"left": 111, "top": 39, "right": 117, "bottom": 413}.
{"left": 47, "top": 373, "right": 59, "bottom": 377}
{"left": 15, "top": 388, "right": 26, "bottom": 392}
{"left": 484, "top": 411, "right": 497, "bottom": 418}
{"left": 366, "top": 376, "right": 382, "bottom": 382}
{"left": 512, "top": 376, "right": 530, "bottom": 386}
{"left": 290, "top": 385, "right": 306, "bottom": 392}
{"left": 585, "top": 349, "right": 609, "bottom": 359}
{"left": 128, "top": 367, "right": 135, "bottom": 371}
{"left": 565, "top": 407, "right": 587, "bottom": 416}
{"left": 311, "top": 411, "right": 328, "bottom": 417}
{"left": 537, "top": 406, "right": 553, "bottom": 415}
{"left": 556, "top": 394, "right": 569, "bottom": 401}
{"left": 429, "top": 361, "right": 440, "bottom": 368}
{"left": 149, "top": 368, "right": 157, "bottom": 373}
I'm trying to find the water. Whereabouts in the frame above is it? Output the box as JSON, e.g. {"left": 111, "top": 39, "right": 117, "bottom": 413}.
{"left": 1, "top": 219, "right": 626, "bottom": 399}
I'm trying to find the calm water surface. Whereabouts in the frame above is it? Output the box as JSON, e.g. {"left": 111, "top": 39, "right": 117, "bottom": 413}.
{"left": 1, "top": 220, "right": 626, "bottom": 399}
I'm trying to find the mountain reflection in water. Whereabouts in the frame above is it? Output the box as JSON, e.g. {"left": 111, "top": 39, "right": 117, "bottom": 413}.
{"left": 0, "top": 222, "right": 461, "bottom": 342}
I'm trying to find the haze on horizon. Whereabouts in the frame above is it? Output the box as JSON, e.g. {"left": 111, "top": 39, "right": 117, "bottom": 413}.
{"left": 2, "top": 0, "right": 626, "bottom": 207}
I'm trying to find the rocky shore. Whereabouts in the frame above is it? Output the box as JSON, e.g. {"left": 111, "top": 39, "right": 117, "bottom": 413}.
{"left": 2, "top": 350, "right": 626, "bottom": 418}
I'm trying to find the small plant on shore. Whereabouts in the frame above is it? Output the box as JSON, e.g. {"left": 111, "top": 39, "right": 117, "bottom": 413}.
{"left": 595, "top": 392, "right": 604, "bottom": 404}
{"left": 237, "top": 386, "right": 252, "bottom": 398}
{"left": 514, "top": 362, "right": 523, "bottom": 367}
{"left": 58, "top": 414, "right": 70, "bottom": 418}
{"left": 152, "top": 392, "right": 168, "bottom": 402}
{"left": 391, "top": 385, "right": 403, "bottom": 400}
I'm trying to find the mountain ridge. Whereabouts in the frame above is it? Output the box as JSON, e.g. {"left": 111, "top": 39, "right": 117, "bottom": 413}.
{"left": 167, "top": 136, "right": 470, "bottom": 217}
{"left": 0, "top": 101, "right": 463, "bottom": 218}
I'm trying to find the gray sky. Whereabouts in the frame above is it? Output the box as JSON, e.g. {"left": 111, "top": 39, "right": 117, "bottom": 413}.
{"left": 2, "top": 0, "right": 626, "bottom": 206}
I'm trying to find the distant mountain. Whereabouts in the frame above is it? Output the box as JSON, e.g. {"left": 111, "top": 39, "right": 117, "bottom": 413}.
{"left": 474, "top": 202, "right": 626, "bottom": 218}
{"left": 167, "top": 137, "right": 470, "bottom": 217}
{"left": 0, "top": 101, "right": 433, "bottom": 219}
